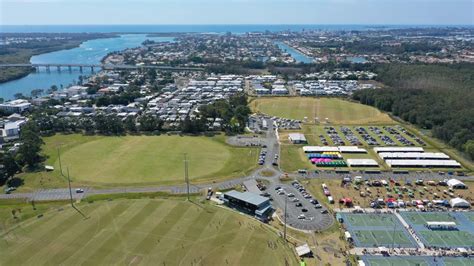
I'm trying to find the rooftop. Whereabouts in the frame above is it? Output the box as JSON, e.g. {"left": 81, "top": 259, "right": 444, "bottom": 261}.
{"left": 225, "top": 190, "right": 269, "bottom": 207}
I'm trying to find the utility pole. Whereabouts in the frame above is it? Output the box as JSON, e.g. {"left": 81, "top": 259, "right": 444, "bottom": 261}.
{"left": 67, "top": 167, "right": 74, "bottom": 207}
{"left": 184, "top": 153, "right": 190, "bottom": 201}
{"left": 284, "top": 194, "right": 287, "bottom": 241}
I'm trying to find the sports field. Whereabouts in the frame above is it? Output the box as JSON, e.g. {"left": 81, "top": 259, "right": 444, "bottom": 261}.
{"left": 419, "top": 231, "right": 474, "bottom": 247}
{"left": 362, "top": 256, "right": 474, "bottom": 266}
{"left": 402, "top": 212, "right": 456, "bottom": 225}
{"left": 21, "top": 134, "right": 258, "bottom": 188}
{"left": 338, "top": 213, "right": 416, "bottom": 248}
{"left": 363, "top": 257, "right": 431, "bottom": 266}
{"left": 354, "top": 230, "right": 414, "bottom": 247}
{"left": 400, "top": 211, "right": 474, "bottom": 248}
{"left": 250, "top": 97, "right": 394, "bottom": 124}
{"left": 343, "top": 214, "right": 398, "bottom": 227}
{"left": 0, "top": 199, "right": 296, "bottom": 265}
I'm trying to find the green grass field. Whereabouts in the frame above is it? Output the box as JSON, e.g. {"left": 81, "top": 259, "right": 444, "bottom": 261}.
{"left": 354, "top": 230, "right": 413, "bottom": 247}
{"left": 18, "top": 134, "right": 258, "bottom": 189}
{"left": 0, "top": 199, "right": 296, "bottom": 265}
{"left": 250, "top": 97, "right": 395, "bottom": 124}
{"left": 419, "top": 231, "right": 474, "bottom": 247}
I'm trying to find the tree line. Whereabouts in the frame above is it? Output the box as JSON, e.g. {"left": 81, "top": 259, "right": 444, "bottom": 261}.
{"left": 352, "top": 63, "right": 474, "bottom": 159}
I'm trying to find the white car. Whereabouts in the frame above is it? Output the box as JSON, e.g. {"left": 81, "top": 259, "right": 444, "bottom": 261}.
{"left": 287, "top": 193, "right": 295, "bottom": 197}
{"left": 298, "top": 214, "right": 306, "bottom": 219}
{"left": 292, "top": 198, "right": 299, "bottom": 202}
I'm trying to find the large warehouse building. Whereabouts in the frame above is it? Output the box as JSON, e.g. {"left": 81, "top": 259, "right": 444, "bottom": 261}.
{"left": 223, "top": 190, "right": 273, "bottom": 221}
{"left": 346, "top": 159, "right": 379, "bottom": 167}
{"left": 385, "top": 159, "right": 462, "bottom": 168}
{"left": 373, "top": 147, "right": 424, "bottom": 153}
{"left": 303, "top": 146, "right": 367, "bottom": 153}
{"left": 378, "top": 152, "right": 450, "bottom": 160}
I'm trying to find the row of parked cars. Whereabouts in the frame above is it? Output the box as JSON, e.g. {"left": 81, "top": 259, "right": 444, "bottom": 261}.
{"left": 384, "top": 126, "right": 414, "bottom": 146}
{"left": 355, "top": 127, "right": 379, "bottom": 146}
{"left": 258, "top": 149, "right": 267, "bottom": 165}
{"left": 396, "top": 125, "right": 426, "bottom": 146}
{"left": 340, "top": 126, "right": 363, "bottom": 146}
{"left": 325, "top": 126, "right": 345, "bottom": 145}
{"left": 368, "top": 126, "right": 396, "bottom": 145}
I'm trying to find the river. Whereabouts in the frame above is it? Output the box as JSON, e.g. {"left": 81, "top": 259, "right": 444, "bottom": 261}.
{"left": 275, "top": 41, "right": 314, "bottom": 63}
{"left": 0, "top": 34, "right": 174, "bottom": 100}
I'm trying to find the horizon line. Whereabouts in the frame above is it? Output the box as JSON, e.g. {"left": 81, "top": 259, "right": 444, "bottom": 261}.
{"left": 3, "top": 23, "right": 474, "bottom": 26}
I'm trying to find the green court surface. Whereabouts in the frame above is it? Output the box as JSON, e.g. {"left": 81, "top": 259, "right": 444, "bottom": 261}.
{"left": 354, "top": 230, "right": 413, "bottom": 247}
{"left": 443, "top": 258, "right": 474, "bottom": 266}
{"left": 0, "top": 199, "right": 296, "bottom": 265}
{"left": 466, "top": 212, "right": 474, "bottom": 222}
{"left": 419, "top": 231, "right": 474, "bottom": 247}
{"left": 345, "top": 214, "right": 398, "bottom": 227}
{"left": 364, "top": 257, "right": 430, "bottom": 266}
{"left": 402, "top": 212, "right": 456, "bottom": 225}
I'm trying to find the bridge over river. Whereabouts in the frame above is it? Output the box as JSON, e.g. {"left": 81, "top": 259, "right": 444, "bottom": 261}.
{"left": 0, "top": 63, "right": 205, "bottom": 72}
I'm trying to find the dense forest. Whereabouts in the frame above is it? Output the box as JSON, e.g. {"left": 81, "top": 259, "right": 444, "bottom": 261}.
{"left": 353, "top": 63, "right": 474, "bottom": 159}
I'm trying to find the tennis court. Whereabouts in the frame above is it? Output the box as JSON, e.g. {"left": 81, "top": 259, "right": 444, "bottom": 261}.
{"left": 354, "top": 230, "right": 414, "bottom": 247}
{"left": 338, "top": 213, "right": 417, "bottom": 248}
{"left": 400, "top": 211, "right": 474, "bottom": 248}
{"left": 362, "top": 256, "right": 474, "bottom": 266}
{"left": 401, "top": 212, "right": 456, "bottom": 225}
{"left": 419, "top": 231, "right": 474, "bottom": 248}
{"left": 443, "top": 257, "right": 474, "bottom": 266}
{"left": 341, "top": 213, "right": 399, "bottom": 227}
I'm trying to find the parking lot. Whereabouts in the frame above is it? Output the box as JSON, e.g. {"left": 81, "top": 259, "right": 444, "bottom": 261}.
{"left": 267, "top": 182, "right": 334, "bottom": 231}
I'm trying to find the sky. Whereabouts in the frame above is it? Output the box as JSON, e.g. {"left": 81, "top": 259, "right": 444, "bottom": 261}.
{"left": 0, "top": 0, "right": 473, "bottom": 25}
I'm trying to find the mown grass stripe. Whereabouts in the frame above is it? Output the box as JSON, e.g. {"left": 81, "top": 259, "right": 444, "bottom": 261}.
{"left": 198, "top": 214, "right": 242, "bottom": 265}
{"left": 43, "top": 201, "right": 148, "bottom": 265}
{"left": 4, "top": 204, "right": 100, "bottom": 265}
{"left": 3, "top": 204, "right": 96, "bottom": 254}
{"left": 129, "top": 201, "right": 192, "bottom": 256}
{"left": 79, "top": 200, "right": 161, "bottom": 265}
{"left": 42, "top": 202, "right": 132, "bottom": 265}
{"left": 161, "top": 205, "right": 219, "bottom": 264}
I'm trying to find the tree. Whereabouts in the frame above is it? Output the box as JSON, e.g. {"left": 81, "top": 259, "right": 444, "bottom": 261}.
{"left": 464, "top": 140, "right": 474, "bottom": 160}
{"left": 0, "top": 152, "right": 20, "bottom": 185}
{"left": 13, "top": 93, "right": 25, "bottom": 100}
{"left": 124, "top": 116, "right": 138, "bottom": 133}
{"left": 138, "top": 114, "right": 162, "bottom": 132}
{"left": 17, "top": 122, "right": 45, "bottom": 169}
{"left": 31, "top": 89, "right": 44, "bottom": 98}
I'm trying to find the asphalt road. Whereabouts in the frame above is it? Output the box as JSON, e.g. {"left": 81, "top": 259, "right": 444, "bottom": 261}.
{"left": 267, "top": 183, "right": 333, "bottom": 231}
{"left": 1, "top": 116, "right": 471, "bottom": 232}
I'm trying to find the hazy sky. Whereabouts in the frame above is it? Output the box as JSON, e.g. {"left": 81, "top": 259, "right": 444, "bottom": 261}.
{"left": 1, "top": 0, "right": 473, "bottom": 25}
